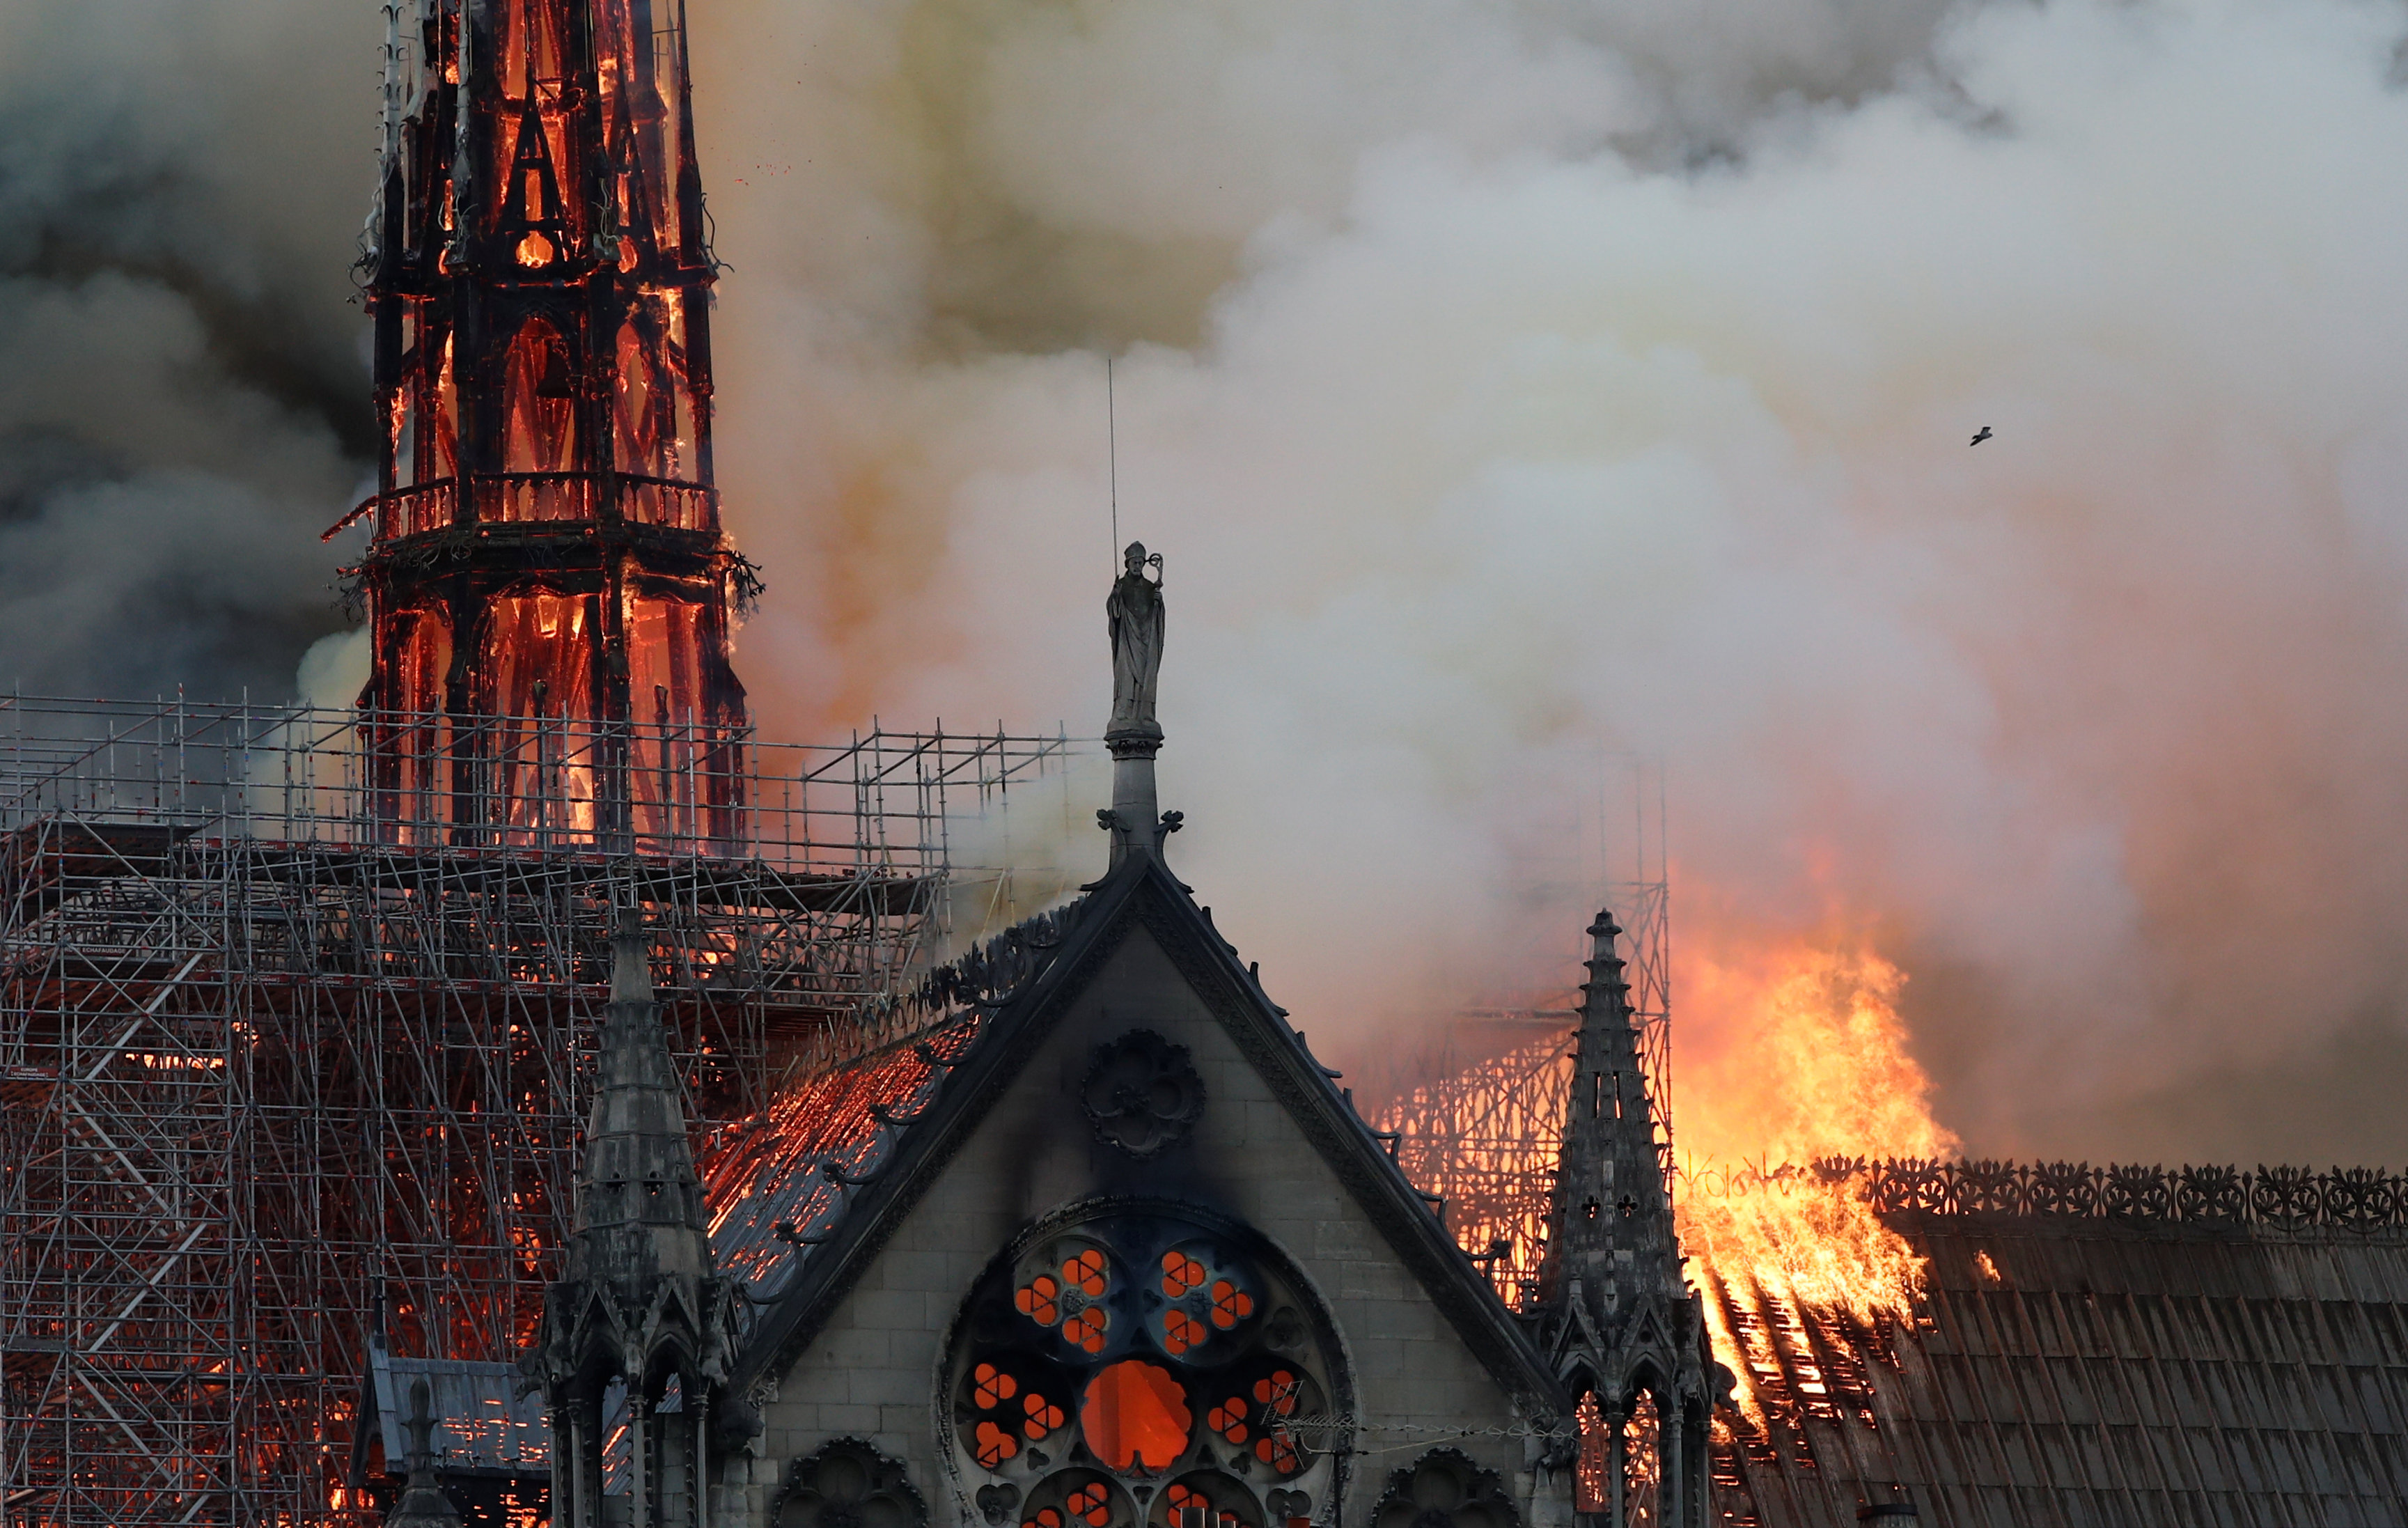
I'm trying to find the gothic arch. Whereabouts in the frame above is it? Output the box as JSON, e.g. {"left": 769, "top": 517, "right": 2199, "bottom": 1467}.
{"left": 1368, "top": 1449, "right": 1517, "bottom": 1528}
{"left": 772, "top": 1437, "right": 928, "bottom": 1528}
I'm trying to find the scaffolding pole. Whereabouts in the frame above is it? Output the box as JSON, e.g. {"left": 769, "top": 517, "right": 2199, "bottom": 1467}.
{"left": 0, "top": 695, "right": 1078, "bottom": 1527}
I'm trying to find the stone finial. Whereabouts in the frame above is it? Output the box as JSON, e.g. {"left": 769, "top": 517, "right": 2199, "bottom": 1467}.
{"left": 384, "top": 1379, "right": 462, "bottom": 1528}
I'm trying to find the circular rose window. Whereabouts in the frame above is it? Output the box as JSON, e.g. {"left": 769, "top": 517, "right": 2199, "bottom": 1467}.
{"left": 944, "top": 1206, "right": 1349, "bottom": 1528}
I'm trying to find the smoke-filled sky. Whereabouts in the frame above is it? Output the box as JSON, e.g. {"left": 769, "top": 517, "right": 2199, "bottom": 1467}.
{"left": 8, "top": 0, "right": 2408, "bottom": 1167}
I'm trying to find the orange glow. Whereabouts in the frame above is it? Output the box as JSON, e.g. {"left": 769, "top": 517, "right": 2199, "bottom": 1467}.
{"left": 1063, "top": 1249, "right": 1108, "bottom": 1295}
{"left": 1206, "top": 1397, "right": 1247, "bottom": 1443}
{"left": 1622, "top": 1391, "right": 1660, "bottom": 1527}
{"left": 975, "top": 1420, "right": 1019, "bottom": 1468}
{"left": 1675, "top": 935, "right": 1953, "bottom": 1317}
{"left": 1024, "top": 1392, "right": 1066, "bottom": 1439}
{"left": 1207, "top": 1280, "right": 1252, "bottom": 1328}
{"left": 1249, "top": 1371, "right": 1304, "bottom": 1473}
{"left": 1164, "top": 1310, "right": 1206, "bottom": 1355}
{"left": 1164, "top": 1481, "right": 1241, "bottom": 1528}
{"left": 1672, "top": 926, "right": 1958, "bottom": 1423}
{"left": 1574, "top": 1394, "right": 1607, "bottom": 1512}
{"left": 1016, "top": 1275, "right": 1058, "bottom": 1325}
{"left": 1065, "top": 1305, "right": 1110, "bottom": 1355}
{"left": 974, "top": 1363, "right": 1018, "bottom": 1408}
{"left": 1161, "top": 1251, "right": 1205, "bottom": 1296}
{"left": 1081, "top": 1360, "right": 1191, "bottom": 1473}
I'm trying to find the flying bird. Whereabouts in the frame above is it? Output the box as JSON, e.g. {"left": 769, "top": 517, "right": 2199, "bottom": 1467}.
{"left": 1970, "top": 426, "right": 1993, "bottom": 446}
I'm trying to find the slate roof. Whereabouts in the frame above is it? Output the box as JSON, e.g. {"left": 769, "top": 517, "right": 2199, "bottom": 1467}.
{"left": 1706, "top": 1166, "right": 2408, "bottom": 1528}
{"left": 350, "top": 1330, "right": 549, "bottom": 1486}
{"left": 703, "top": 1011, "right": 987, "bottom": 1296}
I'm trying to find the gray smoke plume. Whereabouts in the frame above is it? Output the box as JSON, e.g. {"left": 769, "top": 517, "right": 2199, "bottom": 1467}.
{"left": 0, "top": 1, "right": 375, "bottom": 699}
{"left": 10, "top": 0, "right": 2408, "bottom": 1167}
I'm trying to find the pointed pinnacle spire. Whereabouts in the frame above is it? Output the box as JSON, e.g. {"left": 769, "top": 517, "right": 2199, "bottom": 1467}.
{"left": 572, "top": 910, "right": 713, "bottom": 1293}
{"left": 1540, "top": 906, "right": 1679, "bottom": 1325}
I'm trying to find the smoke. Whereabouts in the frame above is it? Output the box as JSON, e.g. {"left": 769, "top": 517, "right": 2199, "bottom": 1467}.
{"left": 695, "top": 0, "right": 2408, "bottom": 1166}
{"left": 0, "top": 1, "right": 374, "bottom": 699}
{"left": 10, "top": 0, "right": 2408, "bottom": 1165}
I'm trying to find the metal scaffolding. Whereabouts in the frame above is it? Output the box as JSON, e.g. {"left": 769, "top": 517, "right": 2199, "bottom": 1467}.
{"left": 0, "top": 694, "right": 1077, "bottom": 1527}
{"left": 1357, "top": 751, "right": 1670, "bottom": 1310}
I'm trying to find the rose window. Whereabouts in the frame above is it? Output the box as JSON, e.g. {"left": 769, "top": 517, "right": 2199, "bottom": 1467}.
{"left": 946, "top": 1207, "right": 1347, "bottom": 1528}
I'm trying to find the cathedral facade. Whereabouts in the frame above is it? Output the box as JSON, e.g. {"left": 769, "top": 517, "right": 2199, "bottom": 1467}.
{"left": 512, "top": 563, "right": 1720, "bottom": 1528}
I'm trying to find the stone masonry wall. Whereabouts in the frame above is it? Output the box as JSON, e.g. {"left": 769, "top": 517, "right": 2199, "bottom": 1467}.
{"left": 740, "top": 927, "right": 1531, "bottom": 1528}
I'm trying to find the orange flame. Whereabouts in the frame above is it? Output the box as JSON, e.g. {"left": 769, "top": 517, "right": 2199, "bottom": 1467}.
{"left": 1672, "top": 930, "right": 1957, "bottom": 1417}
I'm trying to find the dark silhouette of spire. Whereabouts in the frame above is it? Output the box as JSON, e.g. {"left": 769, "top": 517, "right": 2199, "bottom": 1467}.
{"left": 1532, "top": 909, "right": 1726, "bottom": 1528}
{"left": 527, "top": 910, "right": 742, "bottom": 1528}
{"left": 569, "top": 909, "right": 717, "bottom": 1301}
{"left": 1541, "top": 910, "right": 1680, "bottom": 1319}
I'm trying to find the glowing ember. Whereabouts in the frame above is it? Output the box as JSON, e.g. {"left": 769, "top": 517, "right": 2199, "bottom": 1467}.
{"left": 1672, "top": 933, "right": 1959, "bottom": 1418}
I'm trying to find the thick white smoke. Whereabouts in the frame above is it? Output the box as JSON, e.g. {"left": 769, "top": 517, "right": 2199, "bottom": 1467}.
{"left": 8, "top": 0, "right": 2408, "bottom": 1165}
{"left": 694, "top": 0, "right": 2408, "bottom": 1164}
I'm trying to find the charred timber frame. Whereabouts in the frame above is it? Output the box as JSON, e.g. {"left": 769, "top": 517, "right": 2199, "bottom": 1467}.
{"left": 346, "top": 0, "right": 751, "bottom": 850}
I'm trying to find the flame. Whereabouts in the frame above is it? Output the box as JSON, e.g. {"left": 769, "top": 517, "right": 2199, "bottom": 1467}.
{"left": 1671, "top": 929, "right": 1958, "bottom": 1419}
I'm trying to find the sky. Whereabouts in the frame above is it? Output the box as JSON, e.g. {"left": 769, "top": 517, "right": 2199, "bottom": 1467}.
{"left": 6, "top": 0, "right": 2408, "bottom": 1167}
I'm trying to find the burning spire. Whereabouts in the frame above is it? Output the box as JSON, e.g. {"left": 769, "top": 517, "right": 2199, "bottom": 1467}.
{"left": 347, "top": 0, "right": 750, "bottom": 848}
{"left": 1533, "top": 909, "right": 1726, "bottom": 1528}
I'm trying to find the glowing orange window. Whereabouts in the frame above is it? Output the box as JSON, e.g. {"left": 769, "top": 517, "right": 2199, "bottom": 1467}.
{"left": 1253, "top": 1371, "right": 1303, "bottom": 1472}
{"left": 1163, "top": 1310, "right": 1207, "bottom": 1355}
{"left": 1024, "top": 1511, "right": 1062, "bottom": 1528}
{"left": 1253, "top": 1372, "right": 1300, "bottom": 1417}
{"left": 1081, "top": 1359, "right": 1193, "bottom": 1473}
{"left": 974, "top": 1363, "right": 1019, "bottom": 1409}
{"left": 1205, "top": 1398, "right": 1248, "bottom": 1443}
{"left": 1065, "top": 1483, "right": 1112, "bottom": 1527}
{"left": 1024, "top": 1393, "right": 1066, "bottom": 1439}
{"left": 1161, "top": 1252, "right": 1205, "bottom": 1297}
{"left": 1208, "top": 1280, "right": 1253, "bottom": 1330}
{"left": 974, "top": 1419, "right": 1019, "bottom": 1468}
{"left": 1016, "top": 1276, "right": 1060, "bottom": 1327}
{"left": 1164, "top": 1484, "right": 1240, "bottom": 1528}
{"left": 1063, "top": 1250, "right": 1109, "bottom": 1297}
{"left": 1066, "top": 1306, "right": 1109, "bottom": 1355}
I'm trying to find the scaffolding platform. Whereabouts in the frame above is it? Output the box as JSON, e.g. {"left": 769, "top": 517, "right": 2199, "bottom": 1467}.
{"left": 0, "top": 695, "right": 1080, "bottom": 1527}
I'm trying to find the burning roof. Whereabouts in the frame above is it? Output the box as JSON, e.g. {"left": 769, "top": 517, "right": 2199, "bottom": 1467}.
{"left": 699, "top": 897, "right": 1092, "bottom": 1300}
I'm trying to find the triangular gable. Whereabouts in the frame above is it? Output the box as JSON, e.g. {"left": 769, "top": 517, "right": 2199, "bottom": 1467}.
{"left": 730, "top": 852, "right": 1565, "bottom": 1415}
{"left": 350, "top": 1330, "right": 549, "bottom": 1489}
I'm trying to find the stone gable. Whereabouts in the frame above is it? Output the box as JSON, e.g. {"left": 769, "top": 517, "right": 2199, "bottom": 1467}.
{"left": 740, "top": 922, "right": 1535, "bottom": 1528}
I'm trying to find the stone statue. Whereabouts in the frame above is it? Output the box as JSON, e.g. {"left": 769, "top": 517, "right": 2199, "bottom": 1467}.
{"left": 1106, "top": 542, "right": 1164, "bottom": 736}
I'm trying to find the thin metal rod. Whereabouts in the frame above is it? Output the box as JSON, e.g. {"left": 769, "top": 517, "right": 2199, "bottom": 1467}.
{"left": 1107, "top": 354, "right": 1120, "bottom": 561}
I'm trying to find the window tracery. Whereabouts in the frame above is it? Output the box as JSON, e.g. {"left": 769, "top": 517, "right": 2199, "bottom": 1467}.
{"left": 1081, "top": 1032, "right": 1207, "bottom": 1157}
{"left": 1368, "top": 1450, "right": 1517, "bottom": 1528}
{"left": 772, "top": 1437, "right": 928, "bottom": 1528}
{"left": 946, "top": 1207, "right": 1347, "bottom": 1528}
